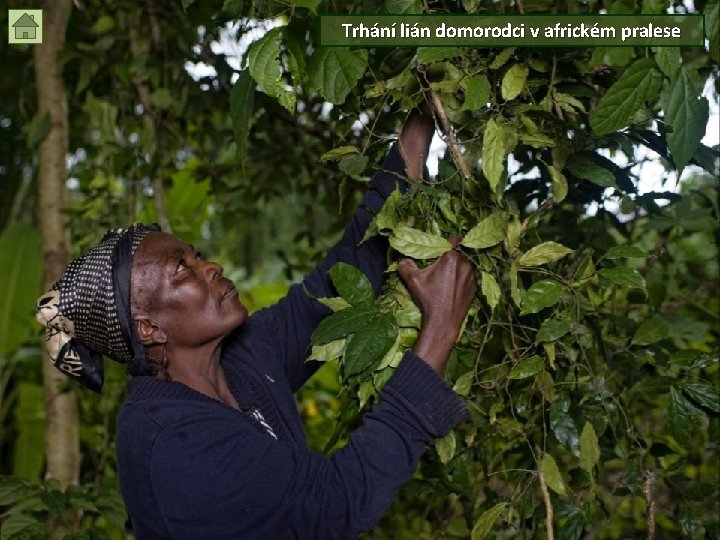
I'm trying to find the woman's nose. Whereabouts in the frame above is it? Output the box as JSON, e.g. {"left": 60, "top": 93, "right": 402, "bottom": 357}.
{"left": 202, "top": 260, "right": 223, "bottom": 281}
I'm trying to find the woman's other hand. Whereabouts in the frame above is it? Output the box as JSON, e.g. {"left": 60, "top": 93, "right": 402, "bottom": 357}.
{"left": 398, "top": 105, "right": 435, "bottom": 181}
{"left": 397, "top": 239, "right": 477, "bottom": 374}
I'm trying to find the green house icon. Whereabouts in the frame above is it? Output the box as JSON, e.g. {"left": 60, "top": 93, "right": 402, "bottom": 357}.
{"left": 12, "top": 13, "right": 39, "bottom": 40}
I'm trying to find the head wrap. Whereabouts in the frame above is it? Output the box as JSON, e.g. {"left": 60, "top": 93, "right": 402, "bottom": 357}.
{"left": 35, "top": 224, "right": 161, "bottom": 392}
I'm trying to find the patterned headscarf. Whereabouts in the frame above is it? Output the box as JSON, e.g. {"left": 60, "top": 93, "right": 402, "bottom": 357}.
{"left": 36, "top": 224, "right": 161, "bottom": 392}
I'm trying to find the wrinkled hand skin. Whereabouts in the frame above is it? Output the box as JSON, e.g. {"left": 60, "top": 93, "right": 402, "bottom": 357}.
{"left": 398, "top": 241, "right": 477, "bottom": 374}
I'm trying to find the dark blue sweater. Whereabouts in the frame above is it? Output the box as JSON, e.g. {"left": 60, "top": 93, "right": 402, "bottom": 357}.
{"left": 116, "top": 144, "right": 470, "bottom": 539}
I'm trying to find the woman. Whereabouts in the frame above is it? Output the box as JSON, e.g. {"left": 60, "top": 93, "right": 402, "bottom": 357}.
{"left": 36, "top": 109, "right": 477, "bottom": 539}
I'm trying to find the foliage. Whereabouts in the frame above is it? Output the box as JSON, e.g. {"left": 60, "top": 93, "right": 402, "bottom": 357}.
{"left": 0, "top": 0, "right": 718, "bottom": 537}
{"left": 224, "top": 0, "right": 719, "bottom": 537}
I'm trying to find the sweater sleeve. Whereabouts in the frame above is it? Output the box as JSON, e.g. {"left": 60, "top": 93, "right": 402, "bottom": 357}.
{"left": 240, "top": 143, "right": 413, "bottom": 391}
{"left": 148, "top": 352, "right": 469, "bottom": 540}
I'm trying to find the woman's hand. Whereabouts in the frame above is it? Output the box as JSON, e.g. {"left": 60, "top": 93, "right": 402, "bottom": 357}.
{"left": 398, "top": 241, "right": 477, "bottom": 374}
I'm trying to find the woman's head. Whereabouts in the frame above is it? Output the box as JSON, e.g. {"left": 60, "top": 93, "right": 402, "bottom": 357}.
{"left": 36, "top": 225, "right": 246, "bottom": 391}
{"left": 129, "top": 232, "right": 247, "bottom": 355}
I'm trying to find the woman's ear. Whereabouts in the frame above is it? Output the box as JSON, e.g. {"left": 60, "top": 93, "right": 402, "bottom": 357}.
{"left": 134, "top": 315, "right": 167, "bottom": 346}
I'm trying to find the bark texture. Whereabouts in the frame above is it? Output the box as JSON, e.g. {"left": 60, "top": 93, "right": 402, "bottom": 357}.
{"left": 33, "top": 0, "right": 78, "bottom": 505}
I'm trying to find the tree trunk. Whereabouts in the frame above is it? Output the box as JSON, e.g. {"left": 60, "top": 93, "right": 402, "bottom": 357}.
{"left": 33, "top": 1, "right": 79, "bottom": 536}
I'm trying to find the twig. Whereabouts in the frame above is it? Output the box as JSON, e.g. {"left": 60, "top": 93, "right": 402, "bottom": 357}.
{"left": 643, "top": 470, "right": 656, "bottom": 540}
{"left": 417, "top": 67, "right": 473, "bottom": 183}
{"left": 536, "top": 446, "right": 555, "bottom": 540}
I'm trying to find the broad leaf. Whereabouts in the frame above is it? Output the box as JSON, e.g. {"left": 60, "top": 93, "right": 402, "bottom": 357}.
{"left": 602, "top": 244, "right": 648, "bottom": 259}
{"left": 435, "top": 430, "right": 456, "bottom": 464}
{"left": 453, "top": 371, "right": 474, "bottom": 396}
{"left": 535, "top": 317, "right": 573, "bottom": 343}
{"left": 632, "top": 316, "right": 670, "bottom": 345}
{"left": 328, "top": 262, "right": 375, "bottom": 307}
{"left": 308, "top": 48, "right": 366, "bottom": 104}
{"left": 471, "top": 502, "right": 508, "bottom": 540}
{"left": 550, "top": 397, "right": 579, "bottom": 455}
{"left": 591, "top": 58, "right": 663, "bottom": 135}
{"left": 229, "top": 70, "right": 255, "bottom": 175}
{"left": 598, "top": 267, "right": 646, "bottom": 291}
{"left": 248, "top": 28, "right": 283, "bottom": 98}
{"left": 390, "top": 227, "right": 452, "bottom": 259}
{"left": 518, "top": 242, "right": 573, "bottom": 267}
{"left": 501, "top": 63, "right": 528, "bottom": 101}
{"left": 0, "top": 477, "right": 31, "bottom": 505}
{"left": 461, "top": 75, "right": 491, "bottom": 111}
{"left": 343, "top": 314, "right": 398, "bottom": 376}
{"left": 385, "top": 0, "right": 423, "bottom": 13}
{"left": 311, "top": 306, "right": 376, "bottom": 345}
{"left": 309, "top": 339, "right": 346, "bottom": 362}
{"left": 0, "top": 223, "right": 42, "bottom": 357}
{"left": 540, "top": 453, "right": 566, "bottom": 495}
{"left": 706, "top": 1, "right": 719, "bottom": 61}
{"left": 481, "top": 271, "right": 501, "bottom": 311}
{"left": 320, "top": 146, "right": 359, "bottom": 161}
{"left": 509, "top": 355, "right": 544, "bottom": 379}
{"left": 682, "top": 382, "right": 720, "bottom": 413}
{"left": 462, "top": 212, "right": 507, "bottom": 249}
{"left": 662, "top": 67, "right": 709, "bottom": 173}
{"left": 668, "top": 385, "right": 700, "bottom": 447}
{"left": 579, "top": 422, "right": 600, "bottom": 473}
{"left": 520, "top": 279, "right": 566, "bottom": 315}
{"left": 482, "top": 118, "right": 516, "bottom": 193}
{"left": 566, "top": 157, "right": 617, "bottom": 189}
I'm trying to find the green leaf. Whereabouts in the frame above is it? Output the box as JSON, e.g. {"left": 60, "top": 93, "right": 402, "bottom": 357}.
{"left": 668, "top": 385, "right": 700, "bottom": 447}
{"left": 482, "top": 118, "right": 516, "bottom": 193}
{"left": 317, "top": 297, "right": 352, "bottom": 312}
{"left": 309, "top": 48, "right": 366, "bottom": 104}
{"left": 547, "top": 165, "right": 568, "bottom": 203}
{"left": 339, "top": 154, "right": 369, "bottom": 177}
{"left": 598, "top": 267, "right": 646, "bottom": 291}
{"left": 579, "top": 422, "right": 600, "bottom": 473}
{"left": 435, "top": 431, "right": 456, "bottom": 464}
{"left": 481, "top": 271, "right": 501, "bottom": 311}
{"left": 0, "top": 477, "right": 31, "bottom": 505}
{"left": 320, "top": 146, "right": 359, "bottom": 161}
{"left": 453, "top": 371, "right": 474, "bottom": 396}
{"left": 566, "top": 157, "right": 617, "bottom": 189}
{"left": 520, "top": 279, "right": 565, "bottom": 315}
{"left": 309, "top": 338, "right": 346, "bottom": 362}
{"left": 519, "top": 133, "right": 556, "bottom": 149}
{"left": 417, "top": 47, "right": 462, "bottom": 64}
{"left": 460, "top": 75, "right": 491, "bottom": 111}
{"left": 540, "top": 453, "right": 566, "bottom": 495}
{"left": 92, "top": 14, "right": 116, "bottom": 34}
{"left": 343, "top": 314, "right": 398, "bottom": 376}
{"left": 328, "top": 262, "right": 375, "bottom": 308}
{"left": 390, "top": 227, "right": 452, "bottom": 259}
{"left": 550, "top": 397, "right": 579, "bottom": 455}
{"left": 509, "top": 355, "right": 544, "bottom": 379}
{"left": 663, "top": 67, "right": 709, "bottom": 173}
{"left": 229, "top": 70, "right": 255, "bottom": 175}
{"left": 385, "top": 0, "right": 423, "bottom": 13}
{"left": 462, "top": 212, "right": 507, "bottom": 249}
{"left": 518, "top": 241, "right": 573, "bottom": 267}
{"left": 602, "top": 244, "right": 648, "bottom": 259}
{"left": 536, "top": 317, "right": 573, "bottom": 343}
{"left": 311, "top": 306, "right": 377, "bottom": 345}
{"left": 0, "top": 512, "right": 43, "bottom": 540}
{"left": 471, "top": 502, "right": 508, "bottom": 540}
{"left": 248, "top": 28, "right": 283, "bottom": 98}
{"left": 591, "top": 58, "right": 663, "bottom": 135}
{"left": 0, "top": 223, "right": 42, "bottom": 357}
{"left": 654, "top": 47, "right": 681, "bottom": 78}
{"left": 632, "top": 316, "right": 670, "bottom": 345}
{"left": 501, "top": 64, "right": 528, "bottom": 101}
{"left": 26, "top": 112, "right": 51, "bottom": 149}
{"left": 489, "top": 48, "right": 515, "bottom": 70}
{"left": 682, "top": 382, "right": 720, "bottom": 413}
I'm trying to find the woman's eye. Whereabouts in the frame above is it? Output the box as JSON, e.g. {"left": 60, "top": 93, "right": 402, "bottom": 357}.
{"left": 176, "top": 259, "right": 188, "bottom": 273}
{"left": 196, "top": 251, "right": 203, "bottom": 260}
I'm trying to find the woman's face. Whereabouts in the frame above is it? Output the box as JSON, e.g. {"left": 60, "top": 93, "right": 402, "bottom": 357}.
{"left": 130, "top": 232, "right": 247, "bottom": 348}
